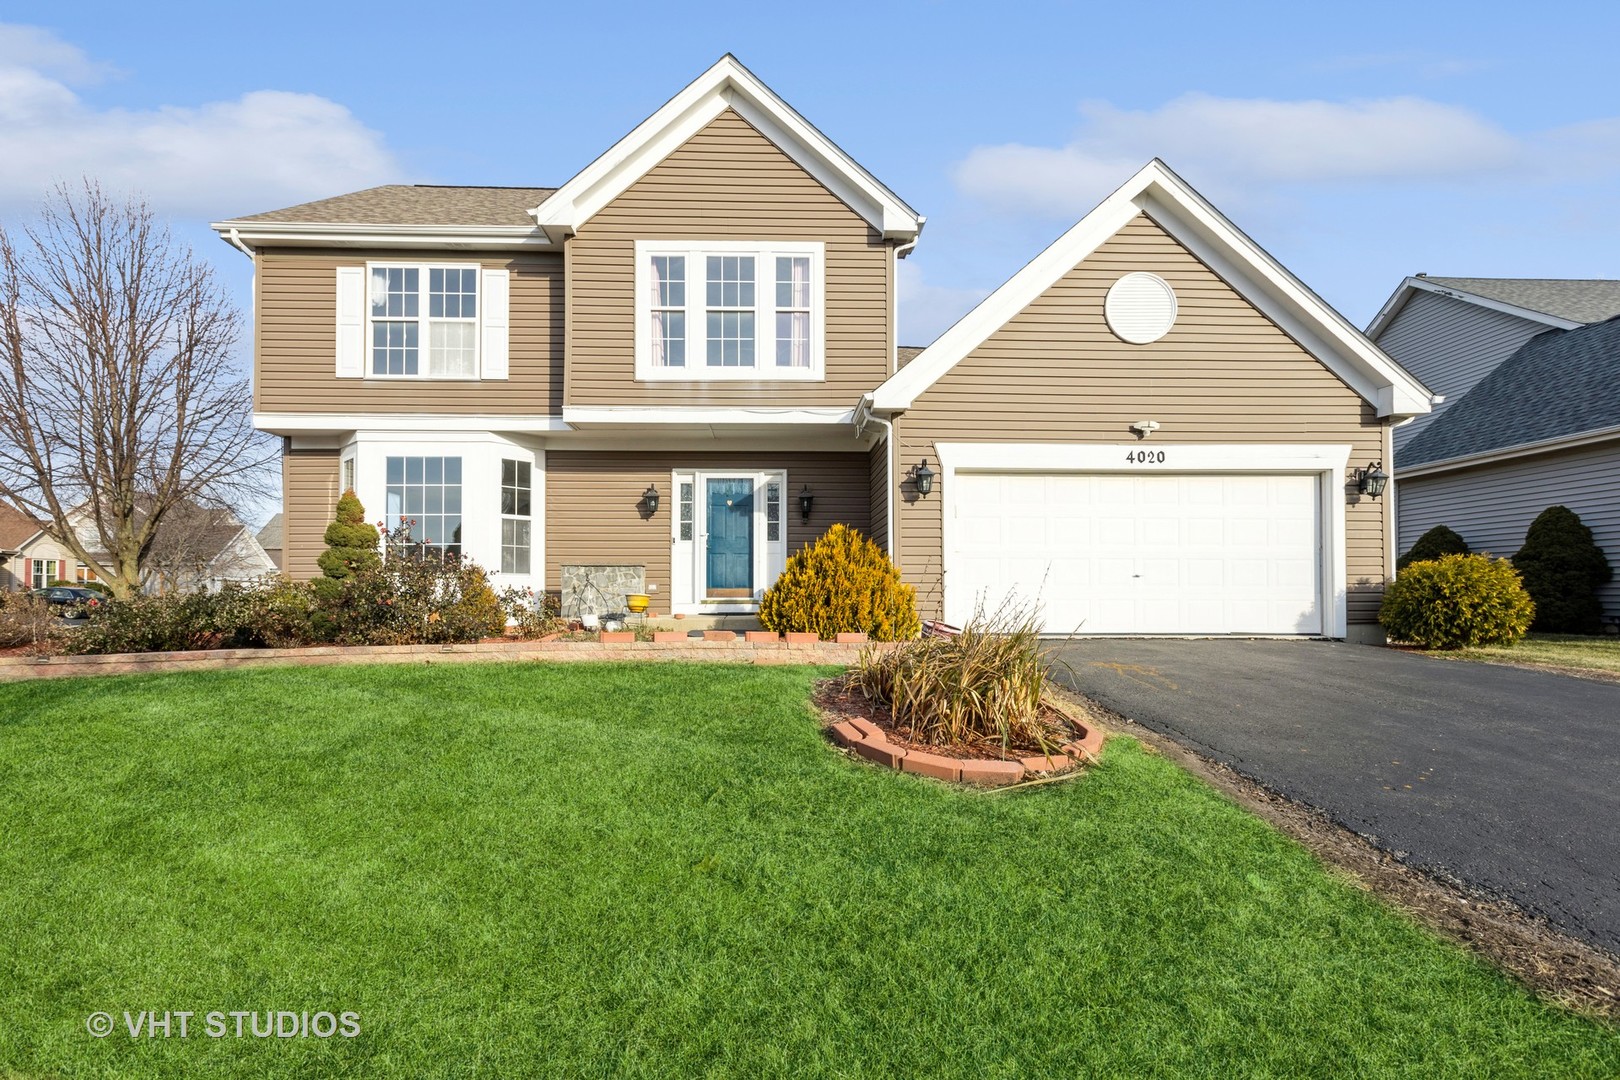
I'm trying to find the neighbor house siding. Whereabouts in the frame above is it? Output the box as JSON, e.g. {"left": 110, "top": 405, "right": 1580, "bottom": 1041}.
{"left": 565, "top": 109, "right": 892, "bottom": 407}
{"left": 255, "top": 249, "right": 563, "bottom": 415}
{"left": 1397, "top": 442, "right": 1620, "bottom": 611}
{"left": 894, "top": 213, "right": 1391, "bottom": 628}
{"left": 545, "top": 450, "right": 870, "bottom": 604}
{"left": 281, "top": 446, "right": 342, "bottom": 581}
{"left": 1373, "top": 289, "right": 1550, "bottom": 453}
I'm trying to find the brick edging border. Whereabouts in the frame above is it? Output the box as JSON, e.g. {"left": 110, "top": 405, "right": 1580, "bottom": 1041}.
{"left": 827, "top": 717, "right": 1107, "bottom": 787}
{"left": 0, "top": 636, "right": 898, "bottom": 683}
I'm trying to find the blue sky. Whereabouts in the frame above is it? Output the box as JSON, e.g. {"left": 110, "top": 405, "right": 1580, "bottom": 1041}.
{"left": 4, "top": 1, "right": 1619, "bottom": 348}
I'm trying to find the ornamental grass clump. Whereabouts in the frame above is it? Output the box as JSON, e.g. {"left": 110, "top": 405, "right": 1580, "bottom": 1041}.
{"left": 1379, "top": 553, "right": 1534, "bottom": 650}
{"left": 855, "top": 599, "right": 1062, "bottom": 752}
{"left": 759, "top": 523, "right": 920, "bottom": 641}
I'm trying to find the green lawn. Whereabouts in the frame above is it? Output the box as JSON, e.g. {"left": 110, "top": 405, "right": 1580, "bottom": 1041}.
{"left": 2, "top": 663, "right": 1616, "bottom": 1077}
{"left": 1444, "top": 632, "right": 1620, "bottom": 678}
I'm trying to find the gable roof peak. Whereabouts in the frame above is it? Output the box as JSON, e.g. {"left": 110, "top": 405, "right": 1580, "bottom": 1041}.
{"left": 528, "top": 54, "right": 921, "bottom": 244}
{"left": 870, "top": 158, "right": 1432, "bottom": 418}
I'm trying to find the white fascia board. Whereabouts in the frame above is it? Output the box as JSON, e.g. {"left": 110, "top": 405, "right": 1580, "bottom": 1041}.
{"left": 211, "top": 221, "right": 553, "bottom": 251}
{"left": 870, "top": 159, "right": 1434, "bottom": 419}
{"left": 529, "top": 55, "right": 920, "bottom": 242}
{"left": 1397, "top": 423, "right": 1620, "bottom": 479}
{"left": 1365, "top": 276, "right": 1581, "bottom": 339}
{"left": 254, "top": 413, "right": 574, "bottom": 436}
{"left": 560, "top": 406, "right": 856, "bottom": 426}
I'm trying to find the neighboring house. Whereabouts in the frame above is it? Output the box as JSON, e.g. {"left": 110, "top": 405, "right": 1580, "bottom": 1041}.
{"left": 1388, "top": 315, "right": 1620, "bottom": 613}
{"left": 0, "top": 501, "right": 48, "bottom": 592}
{"left": 0, "top": 499, "right": 276, "bottom": 594}
{"left": 211, "top": 55, "right": 1431, "bottom": 640}
{"left": 256, "top": 513, "right": 284, "bottom": 571}
{"left": 1367, "top": 276, "right": 1620, "bottom": 452}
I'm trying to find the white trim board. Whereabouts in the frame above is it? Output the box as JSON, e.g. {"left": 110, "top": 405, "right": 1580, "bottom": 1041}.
{"left": 528, "top": 55, "right": 921, "bottom": 244}
{"left": 868, "top": 159, "right": 1433, "bottom": 419}
{"left": 209, "top": 221, "right": 553, "bottom": 252}
{"left": 1365, "top": 275, "right": 1583, "bottom": 341}
{"left": 560, "top": 406, "right": 855, "bottom": 426}
{"left": 254, "top": 413, "right": 574, "bottom": 436}
{"left": 933, "top": 442, "right": 1352, "bottom": 640}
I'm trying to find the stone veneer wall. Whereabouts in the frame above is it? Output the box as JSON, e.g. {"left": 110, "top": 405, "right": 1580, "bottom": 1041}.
{"left": 560, "top": 564, "right": 646, "bottom": 618}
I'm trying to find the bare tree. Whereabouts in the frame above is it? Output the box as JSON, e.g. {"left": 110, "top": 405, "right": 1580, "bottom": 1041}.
{"left": 0, "top": 181, "right": 273, "bottom": 599}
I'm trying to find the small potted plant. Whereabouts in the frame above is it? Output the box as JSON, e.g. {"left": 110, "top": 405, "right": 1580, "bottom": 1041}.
{"left": 625, "top": 592, "right": 650, "bottom": 614}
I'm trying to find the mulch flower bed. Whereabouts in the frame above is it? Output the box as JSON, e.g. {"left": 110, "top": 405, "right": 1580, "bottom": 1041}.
{"left": 813, "top": 674, "right": 1106, "bottom": 787}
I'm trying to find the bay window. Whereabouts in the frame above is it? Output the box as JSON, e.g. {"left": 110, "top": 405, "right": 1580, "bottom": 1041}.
{"left": 636, "top": 241, "right": 824, "bottom": 381}
{"left": 369, "top": 264, "right": 479, "bottom": 378}
{"left": 500, "top": 459, "right": 532, "bottom": 575}
{"left": 385, "top": 455, "right": 463, "bottom": 558}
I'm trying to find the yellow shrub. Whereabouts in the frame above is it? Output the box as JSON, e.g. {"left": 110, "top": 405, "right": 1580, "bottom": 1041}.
{"left": 759, "top": 524, "right": 920, "bottom": 641}
{"left": 1379, "top": 553, "right": 1534, "bottom": 649}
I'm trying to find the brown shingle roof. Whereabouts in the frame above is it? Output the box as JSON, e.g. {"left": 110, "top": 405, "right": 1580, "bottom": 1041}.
{"left": 229, "top": 185, "right": 556, "bottom": 228}
{"left": 0, "top": 501, "right": 43, "bottom": 551}
{"left": 897, "top": 345, "right": 928, "bottom": 367}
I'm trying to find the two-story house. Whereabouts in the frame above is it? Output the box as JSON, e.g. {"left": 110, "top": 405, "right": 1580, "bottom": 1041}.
{"left": 214, "top": 56, "right": 1432, "bottom": 640}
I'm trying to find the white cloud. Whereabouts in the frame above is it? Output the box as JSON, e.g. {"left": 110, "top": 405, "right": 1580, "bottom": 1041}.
{"left": 952, "top": 93, "right": 1554, "bottom": 220}
{"left": 896, "top": 261, "right": 991, "bottom": 347}
{"left": 0, "top": 24, "right": 403, "bottom": 220}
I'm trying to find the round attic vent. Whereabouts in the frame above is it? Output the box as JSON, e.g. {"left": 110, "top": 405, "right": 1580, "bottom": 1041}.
{"left": 1104, "top": 272, "right": 1178, "bottom": 344}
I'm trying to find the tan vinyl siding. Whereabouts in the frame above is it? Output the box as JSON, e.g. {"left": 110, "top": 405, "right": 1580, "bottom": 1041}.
{"left": 545, "top": 451, "right": 870, "bottom": 601}
{"left": 566, "top": 109, "right": 891, "bottom": 407}
{"left": 867, "top": 440, "right": 889, "bottom": 552}
{"left": 894, "top": 213, "right": 1391, "bottom": 627}
{"left": 255, "top": 249, "right": 563, "bottom": 414}
{"left": 282, "top": 446, "right": 341, "bottom": 580}
{"left": 1398, "top": 443, "right": 1620, "bottom": 611}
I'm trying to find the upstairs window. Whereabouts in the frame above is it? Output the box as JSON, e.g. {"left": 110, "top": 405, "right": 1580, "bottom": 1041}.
{"left": 635, "top": 242, "right": 824, "bottom": 381}
{"left": 369, "top": 264, "right": 479, "bottom": 379}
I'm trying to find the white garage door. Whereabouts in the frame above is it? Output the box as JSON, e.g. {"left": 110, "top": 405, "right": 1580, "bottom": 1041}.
{"left": 948, "top": 472, "right": 1322, "bottom": 635}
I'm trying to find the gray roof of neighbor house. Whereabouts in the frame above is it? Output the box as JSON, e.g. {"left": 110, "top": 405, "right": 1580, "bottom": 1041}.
{"left": 1424, "top": 277, "right": 1620, "bottom": 325}
{"left": 0, "top": 501, "right": 42, "bottom": 551}
{"left": 230, "top": 185, "right": 557, "bottom": 228}
{"left": 1401, "top": 316, "right": 1620, "bottom": 467}
{"left": 897, "top": 345, "right": 927, "bottom": 367}
{"left": 256, "top": 513, "right": 283, "bottom": 551}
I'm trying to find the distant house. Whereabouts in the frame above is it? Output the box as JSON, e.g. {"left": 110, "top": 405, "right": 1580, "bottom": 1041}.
{"left": 257, "top": 513, "right": 284, "bottom": 571}
{"left": 0, "top": 499, "right": 277, "bottom": 594}
{"left": 1368, "top": 278, "right": 1620, "bottom": 613}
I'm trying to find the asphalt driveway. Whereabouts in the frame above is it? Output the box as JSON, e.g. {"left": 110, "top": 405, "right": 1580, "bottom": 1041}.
{"left": 1048, "top": 639, "right": 1620, "bottom": 956}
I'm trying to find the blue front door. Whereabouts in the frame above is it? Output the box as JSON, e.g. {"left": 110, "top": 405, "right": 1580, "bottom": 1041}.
{"left": 706, "top": 478, "right": 754, "bottom": 594}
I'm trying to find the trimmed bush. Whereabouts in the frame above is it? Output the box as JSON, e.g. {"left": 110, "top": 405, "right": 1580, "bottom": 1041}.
{"left": 1512, "top": 506, "right": 1612, "bottom": 634}
{"left": 1379, "top": 554, "right": 1534, "bottom": 649}
{"left": 316, "top": 490, "right": 381, "bottom": 588}
{"left": 759, "top": 524, "right": 920, "bottom": 641}
{"left": 316, "top": 522, "right": 505, "bottom": 646}
{"left": 1397, "top": 525, "right": 1471, "bottom": 572}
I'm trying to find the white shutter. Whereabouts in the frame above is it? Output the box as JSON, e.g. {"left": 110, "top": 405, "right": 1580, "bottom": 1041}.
{"left": 481, "top": 267, "right": 510, "bottom": 380}
{"left": 335, "top": 266, "right": 365, "bottom": 378}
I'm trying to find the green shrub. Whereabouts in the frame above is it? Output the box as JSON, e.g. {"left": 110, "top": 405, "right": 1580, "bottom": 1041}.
{"left": 855, "top": 599, "right": 1063, "bottom": 752}
{"left": 498, "top": 586, "right": 565, "bottom": 639}
{"left": 1512, "top": 506, "right": 1612, "bottom": 634}
{"left": 315, "top": 523, "right": 505, "bottom": 646}
{"left": 315, "top": 490, "right": 381, "bottom": 589}
{"left": 759, "top": 524, "right": 920, "bottom": 641}
{"left": 0, "top": 592, "right": 56, "bottom": 650}
{"left": 66, "top": 590, "right": 232, "bottom": 654}
{"left": 1397, "top": 525, "right": 1471, "bottom": 572}
{"left": 1379, "top": 554, "right": 1534, "bottom": 649}
{"left": 219, "top": 580, "right": 317, "bottom": 649}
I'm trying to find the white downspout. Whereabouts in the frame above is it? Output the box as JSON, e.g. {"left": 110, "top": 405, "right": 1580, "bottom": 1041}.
{"left": 226, "top": 227, "right": 254, "bottom": 262}
{"left": 861, "top": 407, "right": 897, "bottom": 561}
{"left": 891, "top": 234, "right": 921, "bottom": 375}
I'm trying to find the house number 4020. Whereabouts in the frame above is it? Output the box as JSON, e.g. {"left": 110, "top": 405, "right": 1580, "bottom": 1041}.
{"left": 1125, "top": 450, "right": 1166, "bottom": 464}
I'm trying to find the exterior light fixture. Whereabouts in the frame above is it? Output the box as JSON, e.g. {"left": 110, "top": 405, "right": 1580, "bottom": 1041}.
{"left": 798, "top": 485, "right": 814, "bottom": 523}
{"left": 642, "top": 484, "right": 660, "bottom": 515}
{"left": 1129, "top": 420, "right": 1160, "bottom": 438}
{"left": 1355, "top": 462, "right": 1388, "bottom": 498}
{"left": 914, "top": 459, "right": 936, "bottom": 496}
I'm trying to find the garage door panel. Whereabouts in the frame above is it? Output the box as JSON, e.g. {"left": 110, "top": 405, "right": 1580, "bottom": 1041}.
{"left": 949, "top": 471, "right": 1322, "bottom": 635}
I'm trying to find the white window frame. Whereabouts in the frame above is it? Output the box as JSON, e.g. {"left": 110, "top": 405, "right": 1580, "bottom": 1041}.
{"left": 31, "top": 558, "right": 54, "bottom": 590}
{"left": 668, "top": 468, "right": 789, "bottom": 614}
{"left": 364, "top": 260, "right": 483, "bottom": 381}
{"left": 634, "top": 241, "right": 825, "bottom": 382}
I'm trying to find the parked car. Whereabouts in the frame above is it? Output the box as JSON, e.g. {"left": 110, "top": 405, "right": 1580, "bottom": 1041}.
{"left": 30, "top": 586, "right": 104, "bottom": 617}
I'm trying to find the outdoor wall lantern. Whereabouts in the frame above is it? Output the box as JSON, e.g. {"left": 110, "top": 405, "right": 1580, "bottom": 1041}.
{"left": 1355, "top": 462, "right": 1388, "bottom": 498}
{"left": 798, "top": 485, "right": 815, "bottom": 523}
{"left": 914, "top": 459, "right": 936, "bottom": 496}
{"left": 642, "top": 484, "right": 660, "bottom": 515}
